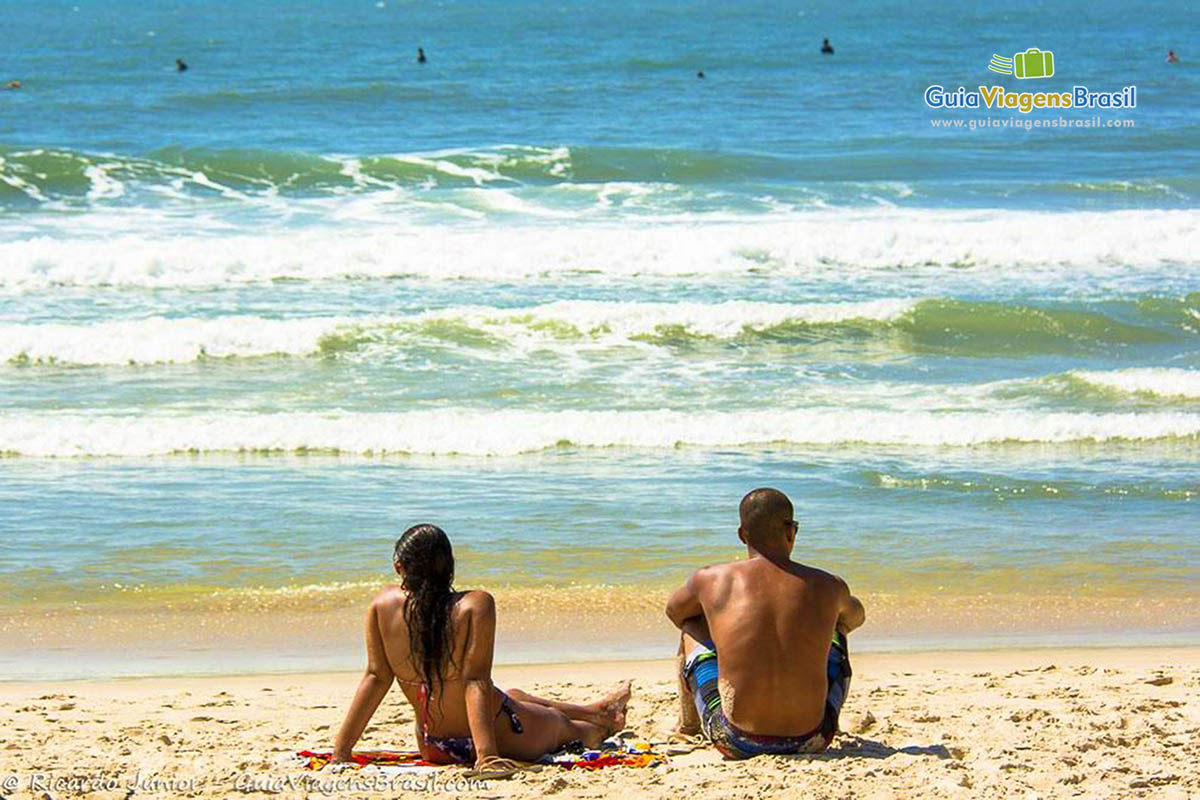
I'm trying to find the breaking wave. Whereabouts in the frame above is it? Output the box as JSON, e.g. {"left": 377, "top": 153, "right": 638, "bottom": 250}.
{"left": 1, "top": 408, "right": 1198, "bottom": 457}
{"left": 3, "top": 296, "right": 1195, "bottom": 366}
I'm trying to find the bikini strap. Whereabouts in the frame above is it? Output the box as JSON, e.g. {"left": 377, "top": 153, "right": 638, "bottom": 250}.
{"left": 499, "top": 693, "right": 524, "bottom": 734}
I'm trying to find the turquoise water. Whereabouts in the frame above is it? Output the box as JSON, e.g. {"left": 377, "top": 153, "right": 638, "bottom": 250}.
{"left": 1, "top": 0, "right": 1199, "bottom": 666}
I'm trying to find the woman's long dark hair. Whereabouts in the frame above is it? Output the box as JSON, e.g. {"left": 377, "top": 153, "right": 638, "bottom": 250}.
{"left": 394, "top": 524, "right": 457, "bottom": 698}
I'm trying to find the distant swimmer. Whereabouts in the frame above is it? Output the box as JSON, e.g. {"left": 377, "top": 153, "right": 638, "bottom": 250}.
{"left": 1166, "top": 50, "right": 1179, "bottom": 64}
{"left": 176, "top": 58, "right": 188, "bottom": 72}
{"left": 697, "top": 70, "right": 705, "bottom": 79}
{"left": 3, "top": 80, "right": 19, "bottom": 90}
{"left": 417, "top": 47, "right": 427, "bottom": 64}
{"left": 821, "top": 38, "right": 834, "bottom": 55}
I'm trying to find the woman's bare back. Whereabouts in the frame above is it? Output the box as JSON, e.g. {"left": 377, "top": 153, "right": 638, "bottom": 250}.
{"left": 372, "top": 585, "right": 483, "bottom": 736}
{"left": 337, "top": 582, "right": 629, "bottom": 766}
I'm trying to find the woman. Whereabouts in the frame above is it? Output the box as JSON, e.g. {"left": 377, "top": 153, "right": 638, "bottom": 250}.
{"left": 333, "top": 524, "right": 631, "bottom": 770}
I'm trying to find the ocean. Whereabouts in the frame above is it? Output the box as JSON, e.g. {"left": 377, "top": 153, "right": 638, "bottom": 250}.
{"left": 1, "top": 0, "right": 1198, "bottom": 678}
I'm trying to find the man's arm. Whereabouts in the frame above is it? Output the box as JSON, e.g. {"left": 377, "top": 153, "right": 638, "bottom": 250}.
{"left": 835, "top": 579, "right": 866, "bottom": 634}
{"left": 460, "top": 591, "right": 501, "bottom": 769}
{"left": 333, "top": 601, "right": 395, "bottom": 761}
{"left": 666, "top": 571, "right": 711, "bottom": 644}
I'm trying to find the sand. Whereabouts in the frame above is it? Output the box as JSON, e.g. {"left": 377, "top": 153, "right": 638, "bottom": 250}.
{"left": 0, "top": 647, "right": 1197, "bottom": 799}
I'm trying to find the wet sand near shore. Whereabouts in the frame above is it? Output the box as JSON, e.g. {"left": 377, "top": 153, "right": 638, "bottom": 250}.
{"left": 1, "top": 585, "right": 1197, "bottom": 679}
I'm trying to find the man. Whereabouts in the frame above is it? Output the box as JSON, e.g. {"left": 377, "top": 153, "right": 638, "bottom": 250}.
{"left": 666, "top": 487, "right": 865, "bottom": 758}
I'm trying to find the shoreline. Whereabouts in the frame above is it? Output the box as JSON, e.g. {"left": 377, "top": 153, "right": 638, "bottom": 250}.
{"left": 3, "top": 643, "right": 1200, "bottom": 686}
{"left": 3, "top": 588, "right": 1198, "bottom": 681}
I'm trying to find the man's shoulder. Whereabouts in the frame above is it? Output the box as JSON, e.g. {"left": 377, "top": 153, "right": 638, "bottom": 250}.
{"left": 789, "top": 562, "right": 850, "bottom": 595}
{"left": 688, "top": 560, "right": 741, "bottom": 586}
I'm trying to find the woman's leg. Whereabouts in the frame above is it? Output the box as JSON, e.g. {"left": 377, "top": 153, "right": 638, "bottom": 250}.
{"left": 505, "top": 683, "right": 630, "bottom": 729}
{"left": 492, "top": 698, "right": 612, "bottom": 760}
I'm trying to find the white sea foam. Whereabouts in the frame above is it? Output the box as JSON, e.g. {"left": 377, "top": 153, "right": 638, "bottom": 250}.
{"left": 0, "top": 209, "right": 1195, "bottom": 290}
{"left": 1, "top": 408, "right": 1196, "bottom": 457}
{"left": 0, "top": 316, "right": 350, "bottom": 365}
{"left": 452, "top": 298, "right": 915, "bottom": 339}
{"left": 1070, "top": 368, "right": 1200, "bottom": 399}
{"left": 83, "top": 163, "right": 126, "bottom": 201}
{"left": 0, "top": 300, "right": 916, "bottom": 365}
{"left": 0, "top": 169, "right": 50, "bottom": 204}
{"left": 389, "top": 154, "right": 502, "bottom": 187}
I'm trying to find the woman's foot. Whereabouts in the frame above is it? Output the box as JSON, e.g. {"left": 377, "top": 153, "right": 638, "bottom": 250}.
{"left": 587, "top": 682, "right": 631, "bottom": 739}
{"left": 570, "top": 682, "right": 633, "bottom": 748}
{"left": 598, "top": 681, "right": 631, "bottom": 733}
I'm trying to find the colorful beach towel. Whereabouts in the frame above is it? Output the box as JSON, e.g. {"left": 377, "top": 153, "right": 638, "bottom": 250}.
{"left": 298, "top": 739, "right": 664, "bottom": 772}
{"left": 539, "top": 739, "right": 664, "bottom": 769}
{"left": 298, "top": 750, "right": 439, "bottom": 771}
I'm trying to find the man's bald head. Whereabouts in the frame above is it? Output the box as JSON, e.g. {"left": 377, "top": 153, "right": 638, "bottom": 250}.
{"left": 738, "top": 487, "right": 794, "bottom": 549}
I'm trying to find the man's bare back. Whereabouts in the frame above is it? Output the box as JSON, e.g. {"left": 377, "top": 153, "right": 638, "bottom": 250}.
{"left": 667, "top": 488, "right": 865, "bottom": 757}
{"left": 688, "top": 558, "right": 853, "bottom": 732}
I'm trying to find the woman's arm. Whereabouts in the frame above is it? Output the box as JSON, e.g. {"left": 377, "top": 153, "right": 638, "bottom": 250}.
{"left": 459, "top": 591, "right": 500, "bottom": 769}
{"left": 333, "top": 601, "right": 395, "bottom": 761}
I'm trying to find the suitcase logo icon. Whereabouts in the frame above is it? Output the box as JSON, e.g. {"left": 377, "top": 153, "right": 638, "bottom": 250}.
{"left": 988, "top": 48, "right": 1055, "bottom": 79}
